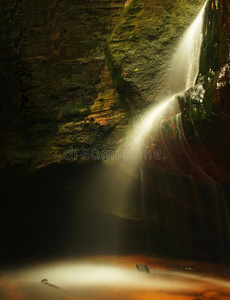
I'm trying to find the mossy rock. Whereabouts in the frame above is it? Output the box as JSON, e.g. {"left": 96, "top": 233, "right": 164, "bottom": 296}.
{"left": 106, "top": 0, "right": 204, "bottom": 111}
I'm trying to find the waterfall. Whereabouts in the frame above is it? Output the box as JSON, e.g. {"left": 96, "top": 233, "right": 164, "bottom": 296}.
{"left": 122, "top": 1, "right": 207, "bottom": 168}
{"left": 94, "top": 2, "right": 209, "bottom": 225}
{"left": 171, "top": 2, "right": 207, "bottom": 93}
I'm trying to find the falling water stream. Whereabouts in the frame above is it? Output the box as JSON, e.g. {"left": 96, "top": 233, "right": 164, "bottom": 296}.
{"left": 1, "top": 2, "right": 230, "bottom": 300}
{"left": 124, "top": 1, "right": 207, "bottom": 166}
{"left": 98, "top": 1, "right": 209, "bottom": 222}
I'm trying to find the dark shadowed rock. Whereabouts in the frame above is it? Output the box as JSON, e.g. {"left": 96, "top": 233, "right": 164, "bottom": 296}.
{"left": 136, "top": 263, "right": 150, "bottom": 273}
{"left": 41, "top": 278, "right": 60, "bottom": 289}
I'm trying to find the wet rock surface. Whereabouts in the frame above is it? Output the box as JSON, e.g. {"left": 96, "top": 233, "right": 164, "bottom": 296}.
{"left": 145, "top": 0, "right": 230, "bottom": 183}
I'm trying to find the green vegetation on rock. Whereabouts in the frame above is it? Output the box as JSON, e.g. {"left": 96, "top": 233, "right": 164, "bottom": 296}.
{"left": 106, "top": 0, "right": 204, "bottom": 111}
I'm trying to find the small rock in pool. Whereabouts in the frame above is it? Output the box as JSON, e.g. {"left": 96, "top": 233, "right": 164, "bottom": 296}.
{"left": 40, "top": 279, "right": 60, "bottom": 289}
{"left": 136, "top": 263, "right": 150, "bottom": 273}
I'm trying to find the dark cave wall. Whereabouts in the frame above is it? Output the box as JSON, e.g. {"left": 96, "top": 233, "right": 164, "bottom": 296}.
{"left": 1, "top": 161, "right": 230, "bottom": 264}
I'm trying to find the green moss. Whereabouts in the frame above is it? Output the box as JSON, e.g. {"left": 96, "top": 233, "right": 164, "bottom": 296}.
{"left": 106, "top": 55, "right": 124, "bottom": 90}
{"left": 181, "top": 0, "right": 229, "bottom": 137}
{"left": 61, "top": 77, "right": 81, "bottom": 90}
{"left": 199, "top": 0, "right": 221, "bottom": 84}
{"left": 106, "top": 0, "right": 204, "bottom": 110}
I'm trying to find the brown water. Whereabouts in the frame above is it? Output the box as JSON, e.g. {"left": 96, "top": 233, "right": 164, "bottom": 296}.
{"left": 1, "top": 255, "right": 230, "bottom": 300}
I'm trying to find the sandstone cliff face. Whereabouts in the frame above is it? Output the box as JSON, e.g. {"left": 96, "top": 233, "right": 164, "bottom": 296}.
{"left": 0, "top": 0, "right": 128, "bottom": 171}
{"left": 1, "top": 0, "right": 229, "bottom": 182}
{"left": 1, "top": 0, "right": 210, "bottom": 173}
